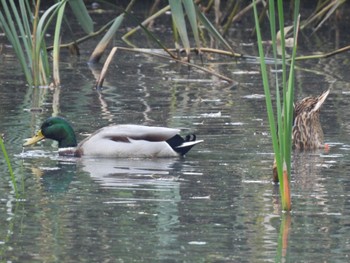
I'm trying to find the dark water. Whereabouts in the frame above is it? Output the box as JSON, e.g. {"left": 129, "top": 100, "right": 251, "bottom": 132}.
{"left": 1, "top": 6, "right": 350, "bottom": 263}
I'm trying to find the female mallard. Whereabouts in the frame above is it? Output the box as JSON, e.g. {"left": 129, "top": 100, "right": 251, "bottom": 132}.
{"left": 292, "top": 89, "right": 330, "bottom": 150}
{"left": 23, "top": 117, "right": 203, "bottom": 158}
{"left": 273, "top": 89, "right": 330, "bottom": 182}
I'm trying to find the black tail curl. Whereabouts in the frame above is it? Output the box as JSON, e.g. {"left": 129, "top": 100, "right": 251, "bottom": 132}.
{"left": 166, "top": 134, "right": 199, "bottom": 156}
{"left": 185, "top": 134, "right": 196, "bottom": 142}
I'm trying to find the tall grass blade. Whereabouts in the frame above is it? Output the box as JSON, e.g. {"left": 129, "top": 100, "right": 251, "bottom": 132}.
{"left": 267, "top": 0, "right": 283, "bottom": 162}
{"left": 53, "top": 1, "right": 67, "bottom": 86}
{"left": 10, "top": 0, "right": 32, "bottom": 66}
{"left": 34, "top": 1, "right": 68, "bottom": 85}
{"left": 89, "top": 13, "right": 125, "bottom": 64}
{"left": 252, "top": 0, "right": 301, "bottom": 211}
{"left": 0, "top": 137, "right": 18, "bottom": 197}
{"left": 68, "top": 0, "right": 94, "bottom": 34}
{"left": 0, "top": 0, "right": 33, "bottom": 85}
{"left": 122, "top": 5, "right": 171, "bottom": 41}
{"left": 19, "top": 1, "right": 32, "bottom": 45}
{"left": 169, "top": 0, "right": 190, "bottom": 57}
{"left": 124, "top": 11, "right": 176, "bottom": 59}
{"left": 312, "top": 0, "right": 345, "bottom": 33}
{"left": 182, "top": 0, "right": 201, "bottom": 50}
{"left": 34, "top": 2, "right": 61, "bottom": 85}
{"left": 95, "top": 47, "right": 118, "bottom": 88}
{"left": 171, "top": 17, "right": 181, "bottom": 51}
{"left": 195, "top": 5, "right": 234, "bottom": 53}
{"left": 89, "top": 0, "right": 136, "bottom": 64}
{"left": 252, "top": 1, "right": 279, "bottom": 172}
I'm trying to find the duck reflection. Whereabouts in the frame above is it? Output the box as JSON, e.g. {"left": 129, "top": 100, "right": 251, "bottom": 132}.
{"left": 292, "top": 151, "right": 326, "bottom": 191}
{"left": 19, "top": 149, "right": 77, "bottom": 192}
{"left": 77, "top": 157, "right": 183, "bottom": 259}
{"left": 26, "top": 155, "right": 182, "bottom": 192}
{"left": 292, "top": 150, "right": 332, "bottom": 211}
{"left": 23, "top": 156, "right": 184, "bottom": 260}
{"left": 29, "top": 161, "right": 76, "bottom": 193}
{"left": 78, "top": 157, "right": 181, "bottom": 189}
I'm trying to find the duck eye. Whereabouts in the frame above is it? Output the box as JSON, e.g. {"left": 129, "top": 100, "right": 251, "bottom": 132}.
{"left": 42, "top": 121, "right": 52, "bottom": 129}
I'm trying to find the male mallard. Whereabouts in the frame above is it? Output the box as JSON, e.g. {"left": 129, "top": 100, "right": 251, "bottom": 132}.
{"left": 23, "top": 117, "right": 203, "bottom": 157}
{"left": 273, "top": 89, "right": 330, "bottom": 182}
{"left": 292, "top": 89, "right": 330, "bottom": 150}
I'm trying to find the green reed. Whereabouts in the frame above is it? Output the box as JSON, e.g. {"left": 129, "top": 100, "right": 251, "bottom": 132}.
{"left": 0, "top": 137, "right": 18, "bottom": 197}
{"left": 0, "top": 0, "right": 68, "bottom": 86}
{"left": 253, "top": 0, "right": 300, "bottom": 211}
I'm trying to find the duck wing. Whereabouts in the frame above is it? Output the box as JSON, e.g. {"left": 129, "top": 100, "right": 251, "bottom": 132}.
{"left": 77, "top": 125, "right": 201, "bottom": 157}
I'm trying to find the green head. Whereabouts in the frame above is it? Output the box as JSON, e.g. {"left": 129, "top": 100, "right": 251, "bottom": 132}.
{"left": 23, "top": 117, "right": 77, "bottom": 148}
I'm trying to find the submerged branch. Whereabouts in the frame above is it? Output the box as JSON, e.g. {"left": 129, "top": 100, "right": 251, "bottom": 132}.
{"left": 295, "top": 44, "right": 350, "bottom": 61}
{"left": 95, "top": 47, "right": 118, "bottom": 87}
{"left": 122, "top": 5, "right": 171, "bottom": 40}
{"left": 95, "top": 46, "right": 235, "bottom": 88}
{"left": 46, "top": 19, "right": 116, "bottom": 51}
{"left": 168, "top": 47, "right": 243, "bottom": 58}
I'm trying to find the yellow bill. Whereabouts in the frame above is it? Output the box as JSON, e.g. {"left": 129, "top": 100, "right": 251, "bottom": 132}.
{"left": 23, "top": 130, "right": 45, "bottom": 146}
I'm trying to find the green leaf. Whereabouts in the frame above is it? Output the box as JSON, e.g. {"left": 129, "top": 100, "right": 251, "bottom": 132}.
{"left": 195, "top": 5, "right": 233, "bottom": 52}
{"left": 253, "top": 0, "right": 285, "bottom": 208}
{"left": 89, "top": 13, "right": 125, "bottom": 64}
{"left": 253, "top": 0, "right": 299, "bottom": 211}
{"left": 182, "top": 0, "right": 200, "bottom": 49}
{"left": 169, "top": 0, "right": 190, "bottom": 54}
{"left": 0, "top": 137, "right": 18, "bottom": 197}
{"left": 0, "top": 0, "right": 33, "bottom": 85}
{"left": 68, "top": 0, "right": 94, "bottom": 34}
{"left": 34, "top": 2, "right": 61, "bottom": 85}
{"left": 53, "top": 1, "right": 67, "bottom": 86}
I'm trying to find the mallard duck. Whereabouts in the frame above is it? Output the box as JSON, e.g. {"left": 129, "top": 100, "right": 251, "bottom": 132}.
{"left": 273, "top": 89, "right": 330, "bottom": 182}
{"left": 23, "top": 117, "right": 203, "bottom": 158}
{"left": 292, "top": 89, "right": 330, "bottom": 150}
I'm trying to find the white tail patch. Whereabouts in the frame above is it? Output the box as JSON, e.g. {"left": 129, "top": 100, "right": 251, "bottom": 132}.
{"left": 176, "top": 140, "right": 204, "bottom": 148}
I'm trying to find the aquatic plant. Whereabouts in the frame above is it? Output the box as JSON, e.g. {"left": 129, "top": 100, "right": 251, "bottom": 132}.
{"left": 202, "top": 0, "right": 345, "bottom": 35}
{"left": 95, "top": 0, "right": 238, "bottom": 87}
{"left": 252, "top": 0, "right": 300, "bottom": 211}
{"left": 1, "top": 1, "right": 345, "bottom": 88}
{"left": 0, "top": 0, "right": 95, "bottom": 87}
{"left": 276, "top": 213, "right": 292, "bottom": 260}
{"left": 88, "top": 0, "right": 136, "bottom": 64}
{"left": 0, "top": 136, "right": 18, "bottom": 197}
{"left": 0, "top": 0, "right": 69, "bottom": 86}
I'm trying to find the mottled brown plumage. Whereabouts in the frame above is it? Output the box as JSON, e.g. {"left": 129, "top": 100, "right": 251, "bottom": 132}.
{"left": 273, "top": 89, "right": 330, "bottom": 182}
{"left": 292, "top": 89, "right": 330, "bottom": 150}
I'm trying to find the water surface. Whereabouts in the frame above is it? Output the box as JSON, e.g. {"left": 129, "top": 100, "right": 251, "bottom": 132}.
{"left": 1, "top": 4, "right": 350, "bottom": 263}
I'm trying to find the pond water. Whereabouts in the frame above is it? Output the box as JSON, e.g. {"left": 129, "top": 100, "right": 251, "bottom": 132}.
{"left": 1, "top": 4, "right": 350, "bottom": 263}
